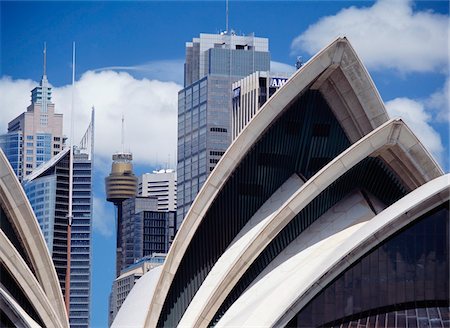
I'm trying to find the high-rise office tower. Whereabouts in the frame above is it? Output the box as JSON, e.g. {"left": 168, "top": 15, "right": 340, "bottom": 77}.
{"left": 138, "top": 169, "right": 177, "bottom": 212}
{"left": 105, "top": 118, "right": 138, "bottom": 277}
{"left": 23, "top": 112, "right": 94, "bottom": 328}
{"left": 232, "top": 71, "right": 291, "bottom": 140}
{"left": 177, "top": 32, "right": 270, "bottom": 227}
{"left": 120, "top": 196, "right": 175, "bottom": 271}
{"left": 0, "top": 44, "right": 64, "bottom": 181}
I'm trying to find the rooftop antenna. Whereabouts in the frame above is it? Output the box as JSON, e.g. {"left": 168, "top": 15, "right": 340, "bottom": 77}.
{"left": 226, "top": 0, "right": 229, "bottom": 34}
{"left": 43, "top": 42, "right": 47, "bottom": 77}
{"left": 296, "top": 56, "right": 303, "bottom": 70}
{"left": 121, "top": 114, "right": 125, "bottom": 153}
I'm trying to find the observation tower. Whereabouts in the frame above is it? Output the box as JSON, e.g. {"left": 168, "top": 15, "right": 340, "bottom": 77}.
{"left": 105, "top": 117, "right": 138, "bottom": 276}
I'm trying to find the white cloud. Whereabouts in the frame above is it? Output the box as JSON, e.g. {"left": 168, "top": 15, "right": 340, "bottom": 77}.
{"left": 426, "top": 77, "right": 450, "bottom": 122}
{"left": 270, "top": 61, "right": 296, "bottom": 75}
{"left": 55, "top": 71, "right": 180, "bottom": 165}
{"left": 385, "top": 97, "right": 444, "bottom": 164}
{"left": 93, "top": 196, "right": 115, "bottom": 237}
{"left": 291, "top": 0, "right": 449, "bottom": 73}
{"left": 0, "top": 77, "right": 37, "bottom": 130}
{"left": 30, "top": 71, "right": 179, "bottom": 168}
{"left": 94, "top": 59, "right": 185, "bottom": 85}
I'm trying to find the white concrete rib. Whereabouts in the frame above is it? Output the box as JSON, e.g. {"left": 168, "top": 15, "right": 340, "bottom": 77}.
{"left": 0, "top": 285, "right": 41, "bottom": 328}
{"left": 218, "top": 174, "right": 449, "bottom": 327}
{"left": 0, "top": 229, "right": 64, "bottom": 328}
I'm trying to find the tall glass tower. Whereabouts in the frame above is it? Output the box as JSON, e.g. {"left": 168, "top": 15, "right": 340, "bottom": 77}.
{"left": 23, "top": 111, "right": 94, "bottom": 328}
{"left": 0, "top": 44, "right": 64, "bottom": 181}
{"left": 176, "top": 32, "right": 270, "bottom": 227}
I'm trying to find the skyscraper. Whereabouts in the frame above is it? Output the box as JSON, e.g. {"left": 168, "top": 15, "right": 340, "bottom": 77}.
{"left": 0, "top": 44, "right": 64, "bottom": 181}
{"left": 177, "top": 32, "right": 270, "bottom": 227}
{"left": 138, "top": 169, "right": 177, "bottom": 212}
{"left": 23, "top": 111, "right": 94, "bottom": 328}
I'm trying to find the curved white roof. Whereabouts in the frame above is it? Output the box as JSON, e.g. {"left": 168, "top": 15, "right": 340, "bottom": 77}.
{"left": 218, "top": 173, "right": 449, "bottom": 327}
{"left": 112, "top": 266, "right": 162, "bottom": 328}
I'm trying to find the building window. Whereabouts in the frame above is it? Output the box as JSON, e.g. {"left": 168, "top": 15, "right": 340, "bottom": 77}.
{"left": 210, "top": 127, "right": 228, "bottom": 133}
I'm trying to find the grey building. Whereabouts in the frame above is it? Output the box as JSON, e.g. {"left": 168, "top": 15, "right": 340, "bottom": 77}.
{"left": 177, "top": 32, "right": 270, "bottom": 227}
{"left": 120, "top": 196, "right": 175, "bottom": 272}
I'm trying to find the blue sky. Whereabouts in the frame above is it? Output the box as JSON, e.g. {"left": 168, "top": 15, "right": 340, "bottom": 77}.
{"left": 1, "top": 1, "right": 448, "bottom": 327}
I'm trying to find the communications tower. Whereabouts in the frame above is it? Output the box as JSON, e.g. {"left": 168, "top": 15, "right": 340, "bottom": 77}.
{"left": 105, "top": 117, "right": 137, "bottom": 276}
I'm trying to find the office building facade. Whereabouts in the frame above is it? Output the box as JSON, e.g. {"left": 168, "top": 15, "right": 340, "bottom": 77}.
{"left": 112, "top": 38, "right": 448, "bottom": 328}
{"left": 232, "top": 71, "right": 290, "bottom": 140}
{"left": 120, "top": 196, "right": 175, "bottom": 271}
{"left": 0, "top": 57, "right": 64, "bottom": 181}
{"left": 23, "top": 117, "right": 94, "bottom": 328}
{"left": 138, "top": 170, "right": 177, "bottom": 212}
{"left": 177, "top": 33, "right": 270, "bottom": 227}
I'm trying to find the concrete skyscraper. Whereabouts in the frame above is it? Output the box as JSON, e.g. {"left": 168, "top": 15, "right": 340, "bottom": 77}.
{"left": 0, "top": 44, "right": 64, "bottom": 181}
{"left": 177, "top": 32, "right": 270, "bottom": 227}
{"left": 23, "top": 111, "right": 95, "bottom": 328}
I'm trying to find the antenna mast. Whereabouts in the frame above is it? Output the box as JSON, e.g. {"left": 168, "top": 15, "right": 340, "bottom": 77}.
{"left": 65, "top": 41, "right": 75, "bottom": 315}
{"left": 43, "top": 42, "right": 47, "bottom": 77}
{"left": 121, "top": 115, "right": 125, "bottom": 153}
{"left": 226, "top": 0, "right": 229, "bottom": 33}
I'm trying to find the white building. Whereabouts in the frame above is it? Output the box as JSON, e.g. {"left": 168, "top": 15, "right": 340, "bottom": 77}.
{"left": 232, "top": 71, "right": 292, "bottom": 140}
{"left": 138, "top": 170, "right": 177, "bottom": 212}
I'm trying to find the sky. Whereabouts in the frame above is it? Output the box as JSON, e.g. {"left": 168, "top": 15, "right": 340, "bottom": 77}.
{"left": 1, "top": 1, "right": 449, "bottom": 327}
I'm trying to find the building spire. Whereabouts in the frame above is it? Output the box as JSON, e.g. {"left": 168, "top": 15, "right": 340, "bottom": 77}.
{"left": 226, "top": 0, "right": 229, "bottom": 34}
{"left": 121, "top": 114, "right": 125, "bottom": 154}
{"left": 43, "top": 42, "right": 47, "bottom": 78}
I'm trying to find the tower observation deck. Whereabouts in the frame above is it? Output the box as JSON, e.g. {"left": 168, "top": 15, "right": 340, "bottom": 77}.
{"left": 106, "top": 152, "right": 137, "bottom": 203}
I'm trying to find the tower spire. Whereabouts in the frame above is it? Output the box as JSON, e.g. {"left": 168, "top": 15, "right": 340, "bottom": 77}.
{"left": 121, "top": 114, "right": 125, "bottom": 154}
{"left": 226, "top": 0, "right": 229, "bottom": 34}
{"left": 43, "top": 42, "right": 47, "bottom": 78}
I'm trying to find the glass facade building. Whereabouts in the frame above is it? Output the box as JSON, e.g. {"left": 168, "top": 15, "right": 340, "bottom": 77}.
{"left": 177, "top": 33, "right": 270, "bottom": 227}
{"left": 0, "top": 131, "right": 22, "bottom": 177}
{"left": 121, "top": 196, "right": 176, "bottom": 272}
{"left": 23, "top": 147, "right": 93, "bottom": 328}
